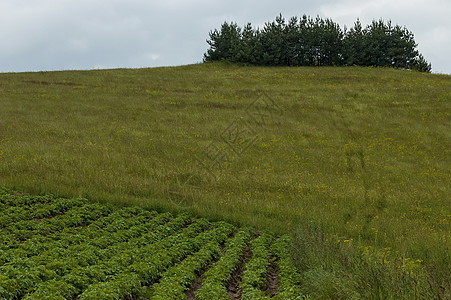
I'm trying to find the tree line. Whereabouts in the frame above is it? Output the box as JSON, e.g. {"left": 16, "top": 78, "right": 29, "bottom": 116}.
{"left": 204, "top": 14, "right": 431, "bottom": 72}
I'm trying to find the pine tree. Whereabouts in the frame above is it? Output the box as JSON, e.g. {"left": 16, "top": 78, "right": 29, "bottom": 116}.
{"left": 343, "top": 19, "right": 365, "bottom": 66}
{"left": 203, "top": 22, "right": 241, "bottom": 62}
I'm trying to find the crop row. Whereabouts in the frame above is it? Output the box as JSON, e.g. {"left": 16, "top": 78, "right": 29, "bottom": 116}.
{"left": 0, "top": 196, "right": 86, "bottom": 228}
{"left": 1, "top": 202, "right": 113, "bottom": 242}
{"left": 241, "top": 232, "right": 274, "bottom": 299}
{"left": 0, "top": 189, "right": 55, "bottom": 208}
{"left": 271, "top": 235, "right": 304, "bottom": 299}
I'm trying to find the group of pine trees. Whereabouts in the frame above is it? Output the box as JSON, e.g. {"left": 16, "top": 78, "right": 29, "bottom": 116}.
{"left": 204, "top": 14, "right": 431, "bottom": 72}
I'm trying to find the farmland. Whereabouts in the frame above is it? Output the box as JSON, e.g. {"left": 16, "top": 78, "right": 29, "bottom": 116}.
{"left": 0, "top": 189, "right": 301, "bottom": 299}
{"left": 0, "top": 63, "right": 450, "bottom": 298}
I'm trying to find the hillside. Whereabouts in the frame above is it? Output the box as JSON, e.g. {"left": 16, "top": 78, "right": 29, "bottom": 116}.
{"left": 0, "top": 63, "right": 450, "bottom": 298}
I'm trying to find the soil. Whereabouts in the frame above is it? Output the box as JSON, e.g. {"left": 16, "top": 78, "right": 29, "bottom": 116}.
{"left": 265, "top": 258, "right": 279, "bottom": 296}
{"left": 185, "top": 271, "right": 206, "bottom": 300}
{"left": 226, "top": 244, "right": 253, "bottom": 299}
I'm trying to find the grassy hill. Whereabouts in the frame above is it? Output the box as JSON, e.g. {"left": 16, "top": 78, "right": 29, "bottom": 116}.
{"left": 0, "top": 63, "right": 449, "bottom": 298}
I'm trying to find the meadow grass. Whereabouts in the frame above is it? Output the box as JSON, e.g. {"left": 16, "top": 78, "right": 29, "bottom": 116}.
{"left": 0, "top": 63, "right": 449, "bottom": 298}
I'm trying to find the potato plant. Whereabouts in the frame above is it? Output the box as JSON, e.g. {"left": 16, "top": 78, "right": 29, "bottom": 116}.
{"left": 0, "top": 190, "right": 307, "bottom": 299}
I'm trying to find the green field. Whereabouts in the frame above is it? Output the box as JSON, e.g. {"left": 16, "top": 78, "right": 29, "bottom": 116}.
{"left": 0, "top": 63, "right": 450, "bottom": 298}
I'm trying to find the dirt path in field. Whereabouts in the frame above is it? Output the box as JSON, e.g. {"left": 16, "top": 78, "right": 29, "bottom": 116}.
{"left": 226, "top": 244, "right": 253, "bottom": 299}
{"left": 185, "top": 270, "right": 206, "bottom": 299}
{"left": 265, "top": 258, "right": 279, "bottom": 296}
{"left": 184, "top": 249, "right": 222, "bottom": 300}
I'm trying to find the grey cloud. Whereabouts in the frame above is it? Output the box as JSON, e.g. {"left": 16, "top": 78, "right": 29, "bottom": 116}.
{"left": 0, "top": 0, "right": 449, "bottom": 73}
{"left": 320, "top": 0, "right": 451, "bottom": 73}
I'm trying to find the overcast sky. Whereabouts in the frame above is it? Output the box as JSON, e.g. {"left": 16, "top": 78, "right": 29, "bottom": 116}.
{"left": 1, "top": 0, "right": 450, "bottom": 74}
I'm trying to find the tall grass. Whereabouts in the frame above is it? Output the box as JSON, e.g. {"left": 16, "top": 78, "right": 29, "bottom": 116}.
{"left": 0, "top": 63, "right": 449, "bottom": 298}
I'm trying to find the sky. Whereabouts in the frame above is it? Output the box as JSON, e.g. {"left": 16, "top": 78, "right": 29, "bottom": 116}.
{"left": 0, "top": 0, "right": 450, "bottom": 74}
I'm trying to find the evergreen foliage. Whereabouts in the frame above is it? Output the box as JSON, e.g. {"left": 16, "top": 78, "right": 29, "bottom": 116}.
{"left": 204, "top": 14, "right": 431, "bottom": 72}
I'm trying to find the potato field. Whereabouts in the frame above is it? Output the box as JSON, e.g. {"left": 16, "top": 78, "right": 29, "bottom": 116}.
{"left": 0, "top": 189, "right": 303, "bottom": 299}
